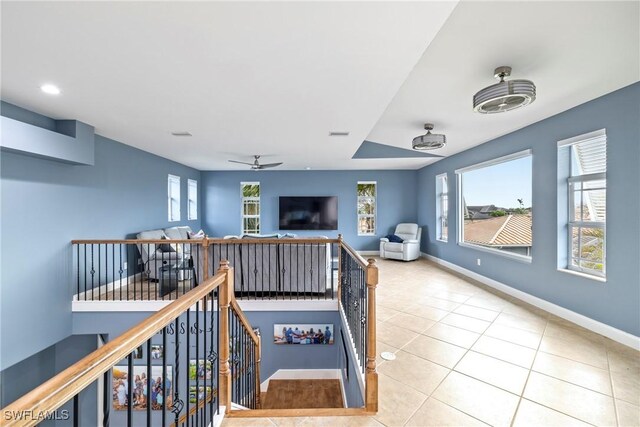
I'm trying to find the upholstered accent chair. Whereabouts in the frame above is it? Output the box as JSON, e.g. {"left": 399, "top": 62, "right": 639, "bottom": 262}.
{"left": 379, "top": 223, "right": 422, "bottom": 261}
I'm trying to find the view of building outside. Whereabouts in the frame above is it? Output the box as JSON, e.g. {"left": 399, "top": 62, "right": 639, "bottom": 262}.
{"left": 460, "top": 155, "right": 532, "bottom": 257}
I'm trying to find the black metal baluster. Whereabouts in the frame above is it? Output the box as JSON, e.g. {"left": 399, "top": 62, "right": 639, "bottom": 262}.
{"left": 212, "top": 290, "right": 218, "bottom": 419}
{"left": 125, "top": 244, "right": 129, "bottom": 301}
{"left": 76, "top": 245, "right": 80, "bottom": 297}
{"left": 162, "top": 327, "right": 167, "bottom": 426}
{"left": 267, "top": 243, "right": 271, "bottom": 300}
{"left": 298, "top": 244, "right": 302, "bottom": 300}
{"left": 253, "top": 243, "right": 257, "bottom": 300}
{"left": 119, "top": 244, "right": 123, "bottom": 301}
{"left": 172, "top": 318, "right": 183, "bottom": 426}
{"left": 111, "top": 244, "right": 115, "bottom": 300}
{"left": 90, "top": 244, "right": 95, "bottom": 300}
{"left": 147, "top": 339, "right": 152, "bottom": 427}
{"left": 127, "top": 354, "right": 133, "bottom": 427}
{"left": 98, "top": 244, "right": 101, "bottom": 301}
{"left": 202, "top": 296, "right": 207, "bottom": 427}
{"left": 186, "top": 310, "right": 191, "bottom": 427}
{"left": 196, "top": 300, "right": 200, "bottom": 427}
{"left": 103, "top": 369, "right": 110, "bottom": 427}
{"left": 73, "top": 393, "right": 79, "bottom": 427}
{"left": 84, "top": 245, "right": 87, "bottom": 301}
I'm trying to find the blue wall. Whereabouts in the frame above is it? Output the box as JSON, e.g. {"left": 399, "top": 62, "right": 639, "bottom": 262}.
{"left": 201, "top": 170, "right": 418, "bottom": 250}
{"left": 418, "top": 83, "right": 640, "bottom": 336}
{"left": 0, "top": 334, "right": 98, "bottom": 426}
{"left": 244, "top": 310, "right": 364, "bottom": 408}
{"left": 244, "top": 311, "right": 340, "bottom": 381}
{"left": 0, "top": 103, "right": 202, "bottom": 370}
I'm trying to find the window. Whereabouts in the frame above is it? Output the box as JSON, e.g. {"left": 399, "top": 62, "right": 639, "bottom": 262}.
{"left": 241, "top": 182, "right": 260, "bottom": 234}
{"left": 168, "top": 174, "right": 181, "bottom": 222}
{"left": 187, "top": 179, "right": 198, "bottom": 220}
{"left": 456, "top": 150, "right": 532, "bottom": 260}
{"left": 436, "top": 173, "right": 448, "bottom": 242}
{"left": 357, "top": 182, "right": 376, "bottom": 235}
{"left": 559, "top": 130, "right": 606, "bottom": 278}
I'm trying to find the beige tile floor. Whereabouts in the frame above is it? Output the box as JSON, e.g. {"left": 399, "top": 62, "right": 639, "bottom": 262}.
{"left": 222, "top": 258, "right": 640, "bottom": 426}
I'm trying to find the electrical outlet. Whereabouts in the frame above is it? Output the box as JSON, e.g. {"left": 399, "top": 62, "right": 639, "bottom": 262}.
{"left": 123, "top": 262, "right": 128, "bottom": 270}
{"left": 477, "top": 258, "right": 481, "bottom": 266}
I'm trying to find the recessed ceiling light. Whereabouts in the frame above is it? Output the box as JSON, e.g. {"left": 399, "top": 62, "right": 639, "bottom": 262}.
{"left": 305, "top": 167, "right": 312, "bottom": 170}
{"left": 40, "top": 84, "right": 61, "bottom": 95}
{"left": 329, "top": 131, "right": 350, "bottom": 137}
{"left": 171, "top": 131, "right": 192, "bottom": 137}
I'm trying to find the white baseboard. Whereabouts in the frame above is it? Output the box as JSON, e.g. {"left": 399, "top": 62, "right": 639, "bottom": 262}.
{"left": 238, "top": 300, "right": 338, "bottom": 312}
{"left": 260, "top": 369, "right": 346, "bottom": 407}
{"left": 421, "top": 252, "right": 640, "bottom": 350}
{"left": 358, "top": 251, "right": 380, "bottom": 256}
{"left": 213, "top": 406, "right": 226, "bottom": 427}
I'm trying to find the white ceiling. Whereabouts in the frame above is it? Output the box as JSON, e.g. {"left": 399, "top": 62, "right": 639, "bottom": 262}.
{"left": 1, "top": 1, "right": 638, "bottom": 171}
{"left": 366, "top": 1, "right": 640, "bottom": 168}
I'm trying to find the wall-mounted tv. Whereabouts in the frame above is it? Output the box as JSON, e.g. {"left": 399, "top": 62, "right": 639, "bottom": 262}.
{"left": 279, "top": 196, "right": 338, "bottom": 230}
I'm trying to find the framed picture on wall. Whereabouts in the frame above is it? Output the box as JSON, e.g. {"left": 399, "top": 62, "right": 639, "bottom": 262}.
{"left": 273, "top": 324, "right": 334, "bottom": 345}
{"left": 112, "top": 365, "right": 173, "bottom": 411}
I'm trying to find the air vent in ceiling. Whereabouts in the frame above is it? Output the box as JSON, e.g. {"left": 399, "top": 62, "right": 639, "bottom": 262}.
{"left": 171, "top": 131, "right": 192, "bottom": 137}
{"left": 329, "top": 131, "right": 350, "bottom": 137}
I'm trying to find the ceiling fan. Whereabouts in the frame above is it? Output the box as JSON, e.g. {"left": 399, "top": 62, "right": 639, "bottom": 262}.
{"left": 228, "top": 155, "right": 283, "bottom": 170}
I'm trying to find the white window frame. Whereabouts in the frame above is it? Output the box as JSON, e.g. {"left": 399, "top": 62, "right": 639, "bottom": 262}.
{"left": 455, "top": 149, "right": 533, "bottom": 263}
{"left": 187, "top": 179, "right": 198, "bottom": 220}
{"left": 241, "top": 182, "right": 260, "bottom": 234}
{"left": 357, "top": 181, "right": 377, "bottom": 236}
{"left": 558, "top": 129, "right": 606, "bottom": 279}
{"left": 436, "top": 173, "right": 448, "bottom": 242}
{"left": 168, "top": 174, "right": 181, "bottom": 222}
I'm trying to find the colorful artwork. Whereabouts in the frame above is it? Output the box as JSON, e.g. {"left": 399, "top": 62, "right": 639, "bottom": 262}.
{"left": 273, "top": 324, "right": 334, "bottom": 345}
{"left": 189, "top": 360, "right": 212, "bottom": 380}
{"left": 112, "top": 366, "right": 173, "bottom": 411}
{"left": 189, "top": 386, "right": 212, "bottom": 404}
{"left": 150, "top": 345, "right": 163, "bottom": 360}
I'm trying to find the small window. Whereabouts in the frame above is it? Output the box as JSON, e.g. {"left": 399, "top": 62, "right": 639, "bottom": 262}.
{"left": 168, "top": 174, "right": 181, "bottom": 222}
{"left": 558, "top": 130, "right": 606, "bottom": 278}
{"left": 436, "top": 173, "right": 448, "bottom": 242}
{"left": 456, "top": 150, "right": 532, "bottom": 260}
{"left": 241, "top": 182, "right": 260, "bottom": 234}
{"left": 357, "top": 182, "right": 376, "bottom": 235}
{"left": 188, "top": 179, "right": 198, "bottom": 220}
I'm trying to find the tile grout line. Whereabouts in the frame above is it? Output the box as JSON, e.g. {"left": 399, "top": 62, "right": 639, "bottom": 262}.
{"left": 510, "top": 316, "right": 548, "bottom": 427}
{"left": 605, "top": 341, "right": 621, "bottom": 426}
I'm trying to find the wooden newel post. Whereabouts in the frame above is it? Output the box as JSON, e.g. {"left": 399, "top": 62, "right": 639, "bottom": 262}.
{"left": 202, "top": 237, "right": 210, "bottom": 281}
{"left": 217, "top": 259, "right": 233, "bottom": 414}
{"left": 365, "top": 258, "right": 378, "bottom": 413}
{"left": 255, "top": 334, "right": 262, "bottom": 409}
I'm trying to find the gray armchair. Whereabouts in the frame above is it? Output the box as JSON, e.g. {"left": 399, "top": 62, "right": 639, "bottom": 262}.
{"left": 379, "top": 223, "right": 422, "bottom": 261}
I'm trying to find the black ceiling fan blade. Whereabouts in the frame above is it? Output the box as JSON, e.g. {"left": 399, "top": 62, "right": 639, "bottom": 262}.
{"left": 259, "top": 162, "right": 283, "bottom": 168}
{"left": 228, "top": 160, "right": 255, "bottom": 165}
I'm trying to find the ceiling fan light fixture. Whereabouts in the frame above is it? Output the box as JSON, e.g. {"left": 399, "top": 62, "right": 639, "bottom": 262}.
{"left": 473, "top": 66, "right": 536, "bottom": 114}
{"left": 412, "top": 123, "right": 446, "bottom": 150}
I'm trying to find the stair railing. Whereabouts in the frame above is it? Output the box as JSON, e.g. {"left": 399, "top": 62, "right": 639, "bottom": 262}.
{"left": 338, "top": 235, "right": 378, "bottom": 413}
{"left": 0, "top": 260, "right": 242, "bottom": 427}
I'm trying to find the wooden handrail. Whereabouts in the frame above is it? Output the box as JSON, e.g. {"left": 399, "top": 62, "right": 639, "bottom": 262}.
{"left": 207, "top": 238, "right": 339, "bottom": 244}
{"left": 1, "top": 272, "right": 227, "bottom": 427}
{"left": 72, "top": 239, "right": 198, "bottom": 244}
{"left": 340, "top": 239, "right": 368, "bottom": 269}
{"left": 72, "top": 237, "right": 339, "bottom": 245}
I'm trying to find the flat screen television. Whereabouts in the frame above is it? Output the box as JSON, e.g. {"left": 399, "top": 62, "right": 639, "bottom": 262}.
{"left": 279, "top": 196, "right": 338, "bottom": 230}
